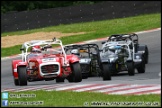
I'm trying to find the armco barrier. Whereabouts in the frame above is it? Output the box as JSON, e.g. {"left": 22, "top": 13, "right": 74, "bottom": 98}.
{"left": 1, "top": 1, "right": 161, "bottom": 33}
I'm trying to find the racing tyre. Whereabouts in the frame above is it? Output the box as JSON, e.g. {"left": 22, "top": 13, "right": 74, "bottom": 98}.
{"left": 68, "top": 62, "right": 82, "bottom": 82}
{"left": 82, "top": 74, "right": 89, "bottom": 79}
{"left": 137, "top": 57, "right": 145, "bottom": 73}
{"left": 18, "top": 66, "right": 27, "bottom": 86}
{"left": 144, "top": 47, "right": 149, "bottom": 64}
{"left": 137, "top": 45, "right": 149, "bottom": 64}
{"left": 127, "top": 61, "right": 135, "bottom": 76}
{"left": 102, "top": 63, "right": 111, "bottom": 80}
{"left": 14, "top": 78, "right": 19, "bottom": 86}
{"left": 56, "top": 78, "right": 65, "bottom": 83}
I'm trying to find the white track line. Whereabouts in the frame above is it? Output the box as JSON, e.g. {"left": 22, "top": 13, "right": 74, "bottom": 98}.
{"left": 74, "top": 84, "right": 127, "bottom": 92}
{"left": 110, "top": 85, "right": 160, "bottom": 95}
{"left": 159, "top": 72, "right": 161, "bottom": 77}
{"left": 55, "top": 84, "right": 95, "bottom": 91}
{"left": 74, "top": 84, "right": 115, "bottom": 92}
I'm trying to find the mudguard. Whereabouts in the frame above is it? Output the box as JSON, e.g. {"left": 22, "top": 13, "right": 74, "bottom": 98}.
{"left": 68, "top": 55, "right": 80, "bottom": 64}
{"left": 12, "top": 60, "right": 23, "bottom": 78}
{"left": 137, "top": 45, "right": 148, "bottom": 53}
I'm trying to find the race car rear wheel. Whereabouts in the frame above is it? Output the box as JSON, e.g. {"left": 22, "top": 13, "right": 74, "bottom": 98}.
{"left": 68, "top": 62, "right": 82, "bottom": 82}
{"left": 137, "top": 45, "right": 149, "bottom": 64}
{"left": 14, "top": 78, "right": 19, "bottom": 86}
{"left": 102, "top": 63, "right": 111, "bottom": 80}
{"left": 137, "top": 57, "right": 145, "bottom": 73}
{"left": 144, "top": 46, "right": 149, "bottom": 64}
{"left": 127, "top": 61, "right": 135, "bottom": 76}
{"left": 56, "top": 77, "right": 65, "bottom": 83}
{"left": 18, "top": 66, "right": 27, "bottom": 86}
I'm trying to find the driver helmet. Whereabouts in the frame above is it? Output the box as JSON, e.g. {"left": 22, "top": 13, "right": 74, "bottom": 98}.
{"left": 71, "top": 49, "right": 80, "bottom": 56}
{"left": 31, "top": 45, "right": 41, "bottom": 53}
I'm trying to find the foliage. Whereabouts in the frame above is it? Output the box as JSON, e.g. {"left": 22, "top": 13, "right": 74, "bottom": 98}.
{"left": 1, "top": 1, "right": 102, "bottom": 13}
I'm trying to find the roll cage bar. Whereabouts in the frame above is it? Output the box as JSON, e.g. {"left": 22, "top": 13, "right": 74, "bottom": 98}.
{"left": 64, "top": 43, "right": 101, "bottom": 64}
{"left": 64, "top": 43, "right": 100, "bottom": 57}
{"left": 107, "top": 33, "right": 139, "bottom": 44}
{"left": 20, "top": 37, "right": 67, "bottom": 65}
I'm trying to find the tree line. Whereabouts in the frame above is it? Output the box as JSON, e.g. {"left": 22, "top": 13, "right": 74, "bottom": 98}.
{"left": 1, "top": 1, "right": 102, "bottom": 13}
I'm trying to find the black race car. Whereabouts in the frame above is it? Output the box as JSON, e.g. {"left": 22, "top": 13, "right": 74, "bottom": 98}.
{"left": 64, "top": 43, "right": 111, "bottom": 80}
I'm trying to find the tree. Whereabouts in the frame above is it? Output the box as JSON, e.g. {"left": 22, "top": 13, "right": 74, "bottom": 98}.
{"left": 1, "top": 1, "right": 102, "bottom": 13}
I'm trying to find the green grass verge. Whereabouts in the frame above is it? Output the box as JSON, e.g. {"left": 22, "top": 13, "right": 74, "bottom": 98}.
{"left": 1, "top": 13, "right": 161, "bottom": 57}
{"left": 5, "top": 90, "right": 160, "bottom": 107}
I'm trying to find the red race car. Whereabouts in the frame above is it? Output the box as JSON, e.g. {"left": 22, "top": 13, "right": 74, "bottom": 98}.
{"left": 12, "top": 37, "right": 82, "bottom": 86}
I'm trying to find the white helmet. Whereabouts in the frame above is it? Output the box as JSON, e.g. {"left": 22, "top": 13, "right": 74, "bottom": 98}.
{"left": 71, "top": 49, "right": 80, "bottom": 55}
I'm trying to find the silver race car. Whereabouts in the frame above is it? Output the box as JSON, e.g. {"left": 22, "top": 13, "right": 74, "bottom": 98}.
{"left": 100, "top": 33, "right": 148, "bottom": 76}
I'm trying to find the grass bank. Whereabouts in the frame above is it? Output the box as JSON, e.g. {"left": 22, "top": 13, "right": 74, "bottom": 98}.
{"left": 1, "top": 13, "right": 161, "bottom": 57}
{"left": 6, "top": 90, "right": 161, "bottom": 107}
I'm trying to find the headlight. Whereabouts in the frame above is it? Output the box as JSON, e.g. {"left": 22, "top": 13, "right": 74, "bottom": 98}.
{"left": 109, "top": 58, "right": 115, "bottom": 62}
{"left": 109, "top": 56, "right": 118, "bottom": 62}
{"left": 136, "top": 55, "right": 140, "bottom": 59}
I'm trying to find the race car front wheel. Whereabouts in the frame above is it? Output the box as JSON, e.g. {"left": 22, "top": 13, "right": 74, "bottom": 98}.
{"left": 102, "top": 63, "right": 111, "bottom": 81}
{"left": 14, "top": 78, "right": 19, "bottom": 86}
{"left": 127, "top": 61, "right": 135, "bottom": 76}
{"left": 68, "top": 62, "right": 82, "bottom": 82}
{"left": 18, "top": 66, "right": 27, "bottom": 86}
{"left": 144, "top": 46, "right": 149, "bottom": 64}
{"left": 137, "top": 56, "right": 145, "bottom": 73}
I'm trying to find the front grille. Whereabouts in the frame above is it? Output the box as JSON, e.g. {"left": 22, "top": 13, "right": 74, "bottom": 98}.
{"left": 41, "top": 64, "right": 59, "bottom": 74}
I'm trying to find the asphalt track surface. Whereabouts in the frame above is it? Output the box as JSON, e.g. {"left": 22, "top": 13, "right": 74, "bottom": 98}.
{"left": 1, "top": 29, "right": 161, "bottom": 95}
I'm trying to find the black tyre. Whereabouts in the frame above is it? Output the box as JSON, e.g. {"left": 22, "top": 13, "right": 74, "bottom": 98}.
{"left": 82, "top": 73, "right": 89, "bottom": 79}
{"left": 17, "top": 66, "right": 27, "bottom": 86}
{"left": 102, "top": 63, "right": 111, "bottom": 80}
{"left": 137, "top": 45, "right": 149, "bottom": 64}
{"left": 14, "top": 78, "right": 19, "bottom": 86}
{"left": 144, "top": 47, "right": 149, "bottom": 64}
{"left": 137, "top": 57, "right": 145, "bottom": 73}
{"left": 56, "top": 77, "right": 64, "bottom": 83}
{"left": 127, "top": 61, "right": 135, "bottom": 76}
{"left": 67, "top": 75, "right": 73, "bottom": 82}
{"left": 68, "top": 62, "right": 82, "bottom": 82}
